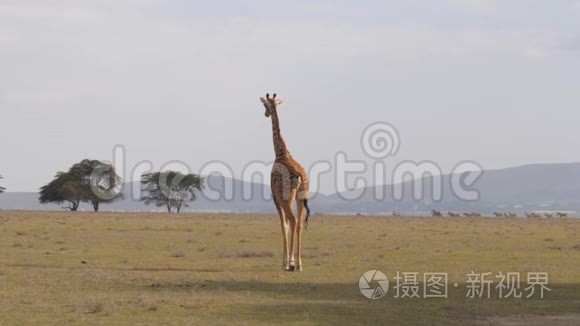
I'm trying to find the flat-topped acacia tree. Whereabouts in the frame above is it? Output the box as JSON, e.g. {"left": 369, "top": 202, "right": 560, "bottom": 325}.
{"left": 140, "top": 171, "right": 204, "bottom": 213}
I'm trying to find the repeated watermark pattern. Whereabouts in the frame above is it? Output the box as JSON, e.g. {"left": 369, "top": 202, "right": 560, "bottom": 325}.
{"left": 90, "top": 122, "right": 483, "bottom": 202}
{"left": 359, "top": 270, "right": 550, "bottom": 300}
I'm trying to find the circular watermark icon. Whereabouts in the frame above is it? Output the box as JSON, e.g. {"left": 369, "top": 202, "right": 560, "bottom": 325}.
{"left": 359, "top": 270, "right": 389, "bottom": 299}
{"left": 361, "top": 122, "right": 400, "bottom": 159}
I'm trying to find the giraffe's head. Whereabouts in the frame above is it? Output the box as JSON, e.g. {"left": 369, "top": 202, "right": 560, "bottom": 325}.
{"left": 259, "top": 93, "right": 283, "bottom": 118}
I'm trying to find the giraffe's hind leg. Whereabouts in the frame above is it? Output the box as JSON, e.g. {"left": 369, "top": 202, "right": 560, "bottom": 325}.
{"left": 280, "top": 188, "right": 298, "bottom": 271}
{"left": 273, "top": 196, "right": 290, "bottom": 270}
{"left": 295, "top": 198, "right": 306, "bottom": 272}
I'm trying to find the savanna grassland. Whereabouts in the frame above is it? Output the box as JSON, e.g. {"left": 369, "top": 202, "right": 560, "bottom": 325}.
{"left": 0, "top": 211, "right": 579, "bottom": 325}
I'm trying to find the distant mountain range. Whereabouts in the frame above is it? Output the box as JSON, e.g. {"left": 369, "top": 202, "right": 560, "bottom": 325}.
{"left": 1, "top": 163, "right": 579, "bottom": 215}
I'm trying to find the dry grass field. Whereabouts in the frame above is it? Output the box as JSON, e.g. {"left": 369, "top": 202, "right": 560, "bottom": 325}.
{"left": 0, "top": 211, "right": 579, "bottom": 325}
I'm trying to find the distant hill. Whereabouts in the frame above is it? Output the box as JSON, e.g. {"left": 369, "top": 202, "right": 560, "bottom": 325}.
{"left": 1, "top": 163, "right": 579, "bottom": 215}
{"left": 321, "top": 163, "right": 580, "bottom": 215}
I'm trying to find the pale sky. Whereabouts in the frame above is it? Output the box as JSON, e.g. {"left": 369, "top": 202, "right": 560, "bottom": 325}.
{"left": 1, "top": 0, "right": 580, "bottom": 193}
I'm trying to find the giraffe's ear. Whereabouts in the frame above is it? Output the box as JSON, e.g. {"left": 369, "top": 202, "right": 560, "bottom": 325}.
{"left": 276, "top": 99, "right": 284, "bottom": 106}
{"left": 260, "top": 97, "right": 269, "bottom": 106}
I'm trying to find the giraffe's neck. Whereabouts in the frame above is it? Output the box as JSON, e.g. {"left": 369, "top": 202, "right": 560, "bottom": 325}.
{"left": 270, "top": 108, "right": 290, "bottom": 159}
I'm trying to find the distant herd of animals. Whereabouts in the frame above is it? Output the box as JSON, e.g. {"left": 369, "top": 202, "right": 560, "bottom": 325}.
{"left": 386, "top": 210, "right": 568, "bottom": 218}
{"left": 389, "top": 210, "right": 571, "bottom": 218}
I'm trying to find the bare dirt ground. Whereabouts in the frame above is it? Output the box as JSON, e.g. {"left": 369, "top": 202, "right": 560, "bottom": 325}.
{"left": 0, "top": 211, "right": 579, "bottom": 325}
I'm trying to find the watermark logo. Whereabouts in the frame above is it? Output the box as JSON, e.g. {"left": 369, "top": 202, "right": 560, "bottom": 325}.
{"left": 358, "top": 271, "right": 550, "bottom": 300}
{"left": 361, "top": 122, "right": 400, "bottom": 159}
{"left": 89, "top": 121, "right": 484, "bottom": 203}
{"left": 359, "top": 270, "right": 389, "bottom": 299}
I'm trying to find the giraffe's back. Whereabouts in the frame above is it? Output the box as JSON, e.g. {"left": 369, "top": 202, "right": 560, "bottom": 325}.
{"left": 271, "top": 156, "right": 310, "bottom": 200}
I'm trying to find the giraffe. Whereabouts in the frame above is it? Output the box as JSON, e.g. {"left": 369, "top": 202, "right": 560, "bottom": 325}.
{"left": 260, "top": 93, "right": 310, "bottom": 272}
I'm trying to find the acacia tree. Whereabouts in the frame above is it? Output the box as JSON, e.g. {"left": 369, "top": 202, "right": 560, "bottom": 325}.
{"left": 39, "top": 172, "right": 83, "bottom": 211}
{"left": 69, "top": 159, "right": 123, "bottom": 212}
{"left": 0, "top": 175, "right": 5, "bottom": 194}
{"left": 140, "top": 171, "right": 204, "bottom": 213}
{"left": 39, "top": 160, "right": 123, "bottom": 211}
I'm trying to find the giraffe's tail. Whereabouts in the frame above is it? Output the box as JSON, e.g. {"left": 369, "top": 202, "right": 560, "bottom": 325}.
{"left": 298, "top": 177, "right": 311, "bottom": 230}
{"left": 303, "top": 198, "right": 311, "bottom": 230}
